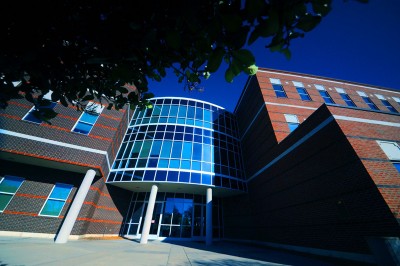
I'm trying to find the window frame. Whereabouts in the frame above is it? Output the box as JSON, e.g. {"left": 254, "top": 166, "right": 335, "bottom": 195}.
{"left": 377, "top": 141, "right": 400, "bottom": 174}
{"left": 315, "top": 85, "right": 335, "bottom": 104}
{"left": 270, "top": 78, "right": 287, "bottom": 98}
{"left": 284, "top": 114, "right": 300, "bottom": 133}
{"left": 296, "top": 87, "right": 312, "bottom": 101}
{"left": 72, "top": 102, "right": 104, "bottom": 135}
{"left": 0, "top": 176, "right": 24, "bottom": 212}
{"left": 39, "top": 183, "right": 73, "bottom": 217}
{"left": 336, "top": 88, "right": 356, "bottom": 107}
{"left": 381, "top": 99, "right": 398, "bottom": 113}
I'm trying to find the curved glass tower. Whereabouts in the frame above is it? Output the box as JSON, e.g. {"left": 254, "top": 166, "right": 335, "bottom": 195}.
{"left": 107, "top": 97, "right": 245, "bottom": 241}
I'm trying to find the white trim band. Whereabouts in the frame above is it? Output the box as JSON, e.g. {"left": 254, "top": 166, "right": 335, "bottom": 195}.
{"left": 333, "top": 115, "right": 400, "bottom": 127}
{"left": 0, "top": 129, "right": 110, "bottom": 169}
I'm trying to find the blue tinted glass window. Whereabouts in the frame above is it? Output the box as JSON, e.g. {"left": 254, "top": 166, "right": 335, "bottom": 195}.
{"left": 167, "top": 171, "right": 179, "bottom": 182}
{"left": 40, "top": 183, "right": 72, "bottom": 217}
{"left": 72, "top": 103, "right": 103, "bottom": 135}
{"left": 0, "top": 176, "right": 24, "bottom": 212}
{"left": 191, "top": 173, "right": 201, "bottom": 184}
{"left": 158, "top": 159, "right": 169, "bottom": 168}
{"left": 181, "top": 160, "right": 191, "bottom": 169}
{"left": 171, "top": 142, "right": 183, "bottom": 158}
{"left": 192, "top": 161, "right": 201, "bottom": 170}
{"left": 192, "top": 143, "right": 202, "bottom": 160}
{"left": 394, "top": 163, "right": 400, "bottom": 173}
{"left": 340, "top": 93, "right": 356, "bottom": 107}
{"left": 182, "top": 142, "right": 192, "bottom": 159}
{"left": 22, "top": 102, "right": 57, "bottom": 124}
{"left": 169, "top": 105, "right": 178, "bottom": 116}
{"left": 160, "top": 141, "right": 172, "bottom": 157}
{"left": 288, "top": 123, "right": 299, "bottom": 132}
{"left": 362, "top": 97, "right": 379, "bottom": 110}
{"left": 195, "top": 108, "right": 203, "bottom": 120}
{"left": 179, "top": 172, "right": 190, "bottom": 183}
{"left": 204, "top": 109, "right": 212, "bottom": 122}
{"left": 318, "top": 90, "right": 335, "bottom": 104}
{"left": 161, "top": 105, "right": 170, "bottom": 116}
{"left": 178, "top": 106, "right": 187, "bottom": 117}
{"left": 202, "top": 144, "right": 211, "bottom": 161}
{"left": 169, "top": 160, "right": 180, "bottom": 168}
{"left": 187, "top": 107, "right": 195, "bottom": 118}
{"left": 296, "top": 87, "right": 311, "bottom": 101}
{"left": 381, "top": 100, "right": 398, "bottom": 113}
{"left": 272, "top": 84, "right": 287, "bottom": 98}
{"left": 150, "top": 141, "right": 162, "bottom": 157}
{"left": 202, "top": 174, "right": 211, "bottom": 185}
{"left": 155, "top": 171, "right": 167, "bottom": 181}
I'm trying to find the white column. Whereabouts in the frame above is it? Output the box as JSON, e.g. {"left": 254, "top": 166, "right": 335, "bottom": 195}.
{"left": 206, "top": 187, "right": 213, "bottom": 245}
{"left": 55, "top": 169, "right": 96, "bottom": 244}
{"left": 140, "top": 184, "right": 158, "bottom": 244}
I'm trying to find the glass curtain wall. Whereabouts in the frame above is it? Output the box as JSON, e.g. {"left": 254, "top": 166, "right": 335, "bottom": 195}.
{"left": 107, "top": 97, "right": 246, "bottom": 191}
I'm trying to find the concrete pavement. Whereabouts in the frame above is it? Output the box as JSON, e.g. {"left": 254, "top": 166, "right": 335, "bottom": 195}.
{"left": 0, "top": 236, "right": 373, "bottom": 266}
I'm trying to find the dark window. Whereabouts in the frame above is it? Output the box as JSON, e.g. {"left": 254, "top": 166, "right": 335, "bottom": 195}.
{"left": 296, "top": 87, "right": 312, "bottom": 101}
{"left": 380, "top": 100, "right": 398, "bottom": 113}
{"left": 318, "top": 90, "right": 335, "bottom": 104}
{"left": 22, "top": 101, "right": 57, "bottom": 124}
{"left": 362, "top": 97, "right": 379, "bottom": 110}
{"left": 339, "top": 93, "right": 356, "bottom": 107}
{"left": 272, "top": 84, "right": 287, "bottom": 98}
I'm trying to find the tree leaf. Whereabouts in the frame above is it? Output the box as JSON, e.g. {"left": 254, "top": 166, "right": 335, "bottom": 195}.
{"left": 296, "top": 14, "right": 322, "bottom": 32}
{"left": 232, "top": 49, "right": 255, "bottom": 66}
{"left": 225, "top": 67, "right": 235, "bottom": 83}
{"left": 82, "top": 95, "right": 95, "bottom": 101}
{"left": 207, "top": 48, "right": 225, "bottom": 73}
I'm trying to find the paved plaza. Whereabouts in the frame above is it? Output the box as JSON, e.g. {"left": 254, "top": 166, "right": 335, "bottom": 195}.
{"left": 0, "top": 236, "right": 373, "bottom": 266}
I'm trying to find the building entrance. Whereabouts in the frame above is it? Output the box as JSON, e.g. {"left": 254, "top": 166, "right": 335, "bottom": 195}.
{"left": 122, "top": 192, "right": 223, "bottom": 240}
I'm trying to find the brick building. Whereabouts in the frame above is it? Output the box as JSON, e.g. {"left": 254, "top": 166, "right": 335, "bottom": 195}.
{"left": 0, "top": 68, "right": 399, "bottom": 264}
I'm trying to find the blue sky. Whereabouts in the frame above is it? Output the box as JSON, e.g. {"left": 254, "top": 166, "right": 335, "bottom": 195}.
{"left": 148, "top": 0, "right": 400, "bottom": 112}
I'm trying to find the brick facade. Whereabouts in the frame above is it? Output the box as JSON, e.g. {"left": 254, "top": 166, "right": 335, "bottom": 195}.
{"left": 227, "top": 68, "right": 400, "bottom": 255}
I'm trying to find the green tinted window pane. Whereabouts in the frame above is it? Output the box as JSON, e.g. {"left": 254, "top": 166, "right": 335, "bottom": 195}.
{"left": 0, "top": 194, "right": 13, "bottom": 211}
{"left": 50, "top": 184, "right": 72, "bottom": 199}
{"left": 0, "top": 176, "right": 24, "bottom": 193}
{"left": 139, "top": 140, "right": 152, "bottom": 158}
{"left": 152, "top": 106, "right": 161, "bottom": 116}
{"left": 131, "top": 141, "right": 143, "bottom": 157}
{"left": 40, "top": 199, "right": 65, "bottom": 216}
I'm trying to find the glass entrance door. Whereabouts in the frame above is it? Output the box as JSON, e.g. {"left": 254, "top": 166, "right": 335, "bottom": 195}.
{"left": 139, "top": 202, "right": 163, "bottom": 237}
{"left": 192, "top": 204, "right": 205, "bottom": 239}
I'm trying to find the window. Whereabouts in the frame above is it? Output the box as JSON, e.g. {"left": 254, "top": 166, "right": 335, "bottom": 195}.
{"left": 293, "top": 81, "right": 311, "bottom": 101}
{"left": 270, "top": 78, "right": 287, "bottom": 98}
{"left": 377, "top": 141, "right": 400, "bottom": 174}
{"left": 72, "top": 102, "right": 104, "bottom": 135}
{"left": 0, "top": 176, "right": 24, "bottom": 212}
{"left": 22, "top": 101, "right": 57, "bottom": 124}
{"left": 315, "top": 85, "right": 335, "bottom": 104}
{"left": 284, "top": 114, "right": 300, "bottom": 132}
{"left": 336, "top": 88, "right": 356, "bottom": 107}
{"left": 357, "top": 91, "right": 379, "bottom": 110}
{"left": 375, "top": 94, "right": 398, "bottom": 113}
{"left": 393, "top": 97, "right": 400, "bottom": 106}
{"left": 40, "top": 183, "right": 73, "bottom": 217}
